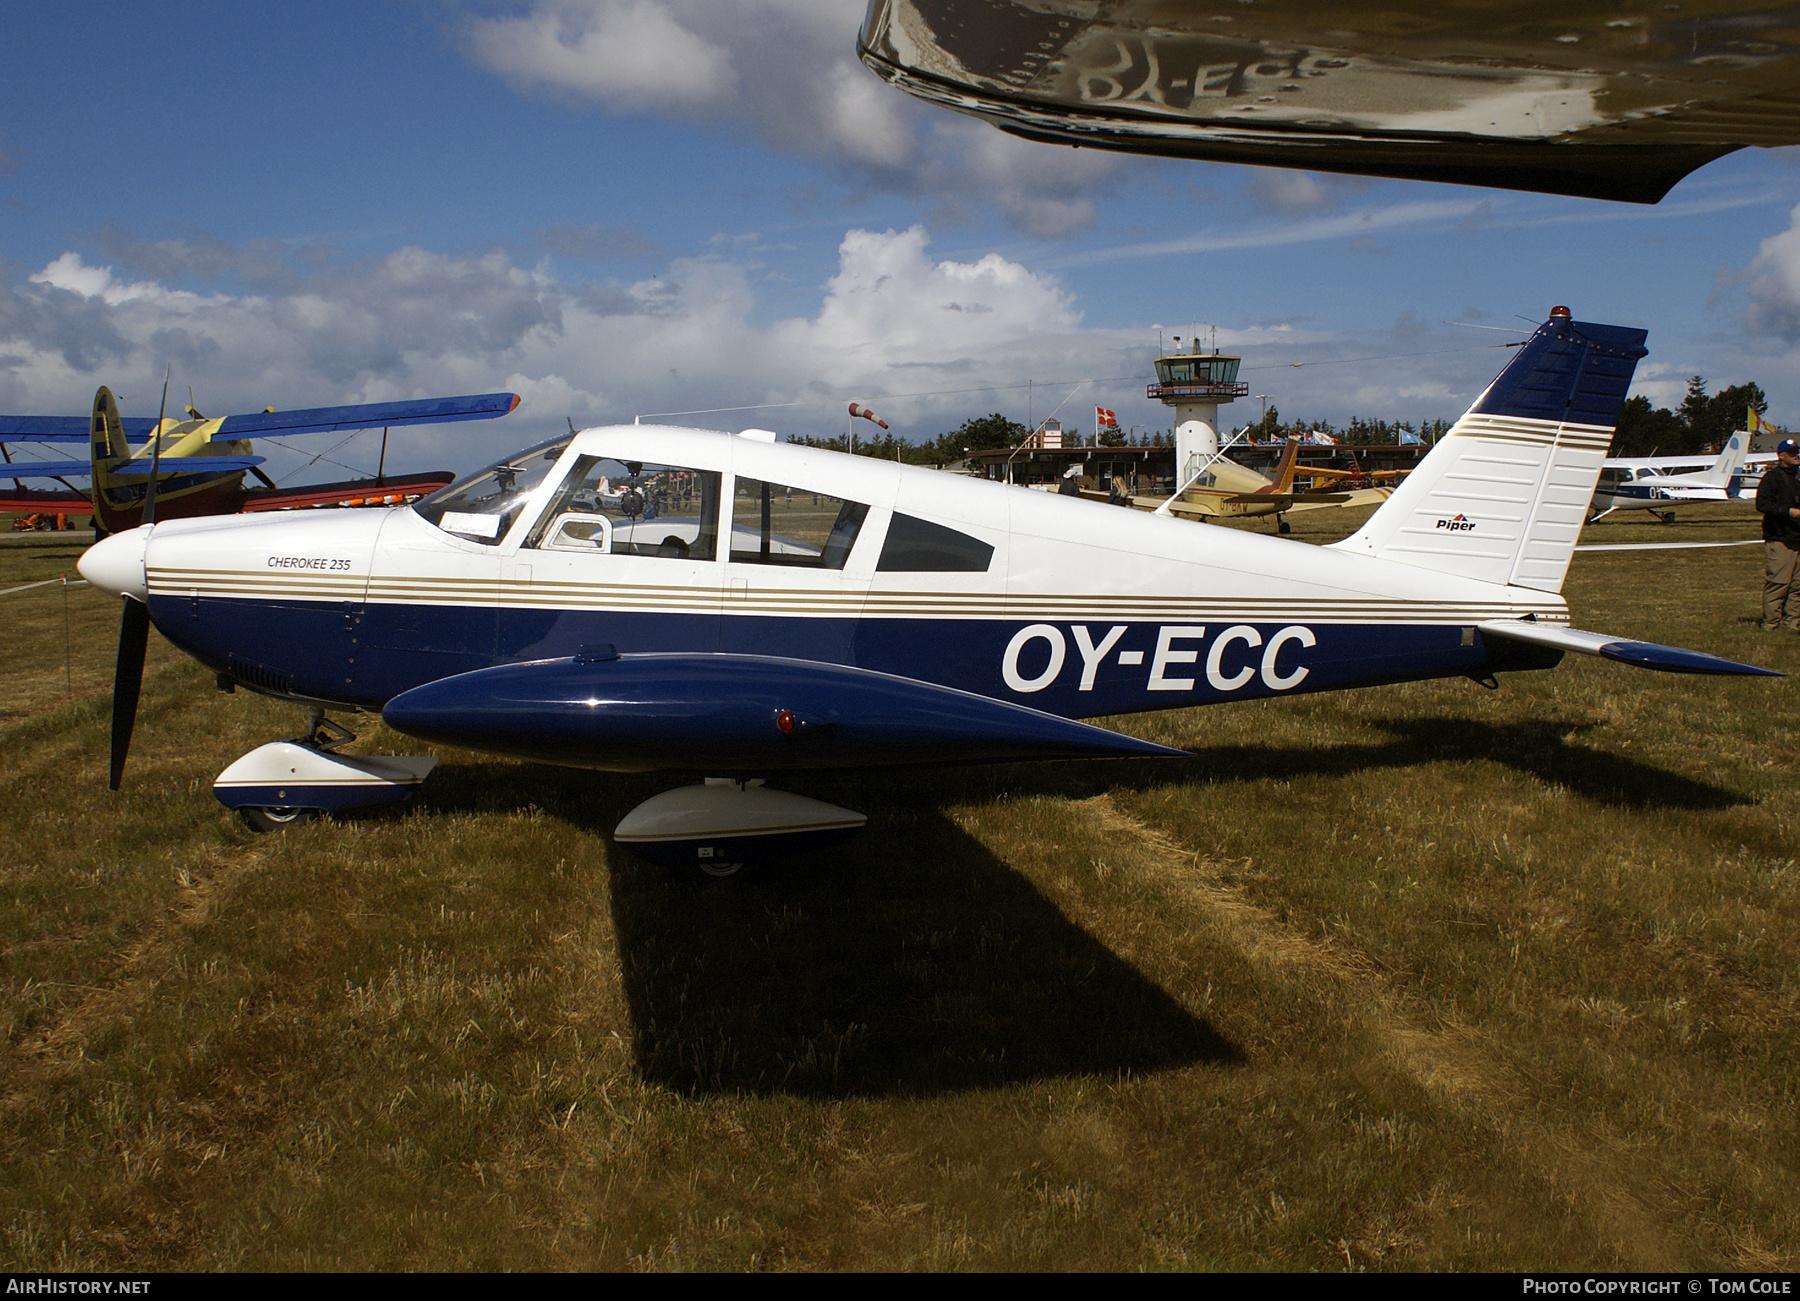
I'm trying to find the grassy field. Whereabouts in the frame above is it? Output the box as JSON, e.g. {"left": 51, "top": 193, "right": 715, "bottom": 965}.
{"left": 0, "top": 504, "right": 1795, "bottom": 1271}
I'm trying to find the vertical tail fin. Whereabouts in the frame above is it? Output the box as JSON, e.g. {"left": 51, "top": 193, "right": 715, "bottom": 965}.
{"left": 1268, "top": 436, "right": 1301, "bottom": 493}
{"left": 1700, "top": 431, "right": 1745, "bottom": 488}
{"left": 1329, "top": 308, "right": 1647, "bottom": 594}
{"left": 89, "top": 386, "right": 130, "bottom": 469}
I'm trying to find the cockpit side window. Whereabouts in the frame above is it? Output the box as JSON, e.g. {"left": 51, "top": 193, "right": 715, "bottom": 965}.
{"left": 524, "top": 455, "right": 721, "bottom": 560}
{"left": 876, "top": 513, "right": 994, "bottom": 573}
{"left": 728, "top": 479, "right": 870, "bottom": 570}
{"left": 413, "top": 437, "right": 572, "bottom": 545}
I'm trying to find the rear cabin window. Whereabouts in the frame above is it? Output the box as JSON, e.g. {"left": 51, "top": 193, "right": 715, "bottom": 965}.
{"left": 525, "top": 456, "right": 721, "bottom": 560}
{"left": 729, "top": 478, "right": 869, "bottom": 570}
{"left": 876, "top": 513, "right": 994, "bottom": 573}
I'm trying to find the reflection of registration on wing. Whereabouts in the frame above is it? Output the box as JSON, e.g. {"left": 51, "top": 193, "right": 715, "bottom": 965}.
{"left": 79, "top": 308, "right": 1781, "bottom": 875}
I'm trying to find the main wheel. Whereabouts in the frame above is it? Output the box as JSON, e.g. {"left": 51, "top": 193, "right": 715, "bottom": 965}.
{"left": 697, "top": 858, "right": 746, "bottom": 879}
{"left": 239, "top": 806, "right": 320, "bottom": 834}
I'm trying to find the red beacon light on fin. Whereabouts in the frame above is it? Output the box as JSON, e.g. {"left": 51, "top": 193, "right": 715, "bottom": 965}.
{"left": 1549, "top": 306, "right": 1571, "bottom": 318}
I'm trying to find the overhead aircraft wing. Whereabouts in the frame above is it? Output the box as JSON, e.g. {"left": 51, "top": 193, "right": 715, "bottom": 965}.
{"left": 0, "top": 417, "right": 153, "bottom": 444}
{"left": 213, "top": 392, "right": 520, "bottom": 438}
{"left": 857, "top": 0, "right": 1800, "bottom": 203}
{"left": 1479, "top": 620, "right": 1779, "bottom": 676}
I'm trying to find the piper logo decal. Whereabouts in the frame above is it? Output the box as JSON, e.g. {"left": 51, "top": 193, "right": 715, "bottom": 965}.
{"left": 1002, "top": 624, "right": 1314, "bottom": 696}
{"left": 1435, "top": 514, "right": 1475, "bottom": 531}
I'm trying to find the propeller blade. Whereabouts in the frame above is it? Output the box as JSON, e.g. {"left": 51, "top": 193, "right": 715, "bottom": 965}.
{"left": 141, "top": 369, "right": 169, "bottom": 526}
{"left": 109, "top": 597, "right": 150, "bottom": 790}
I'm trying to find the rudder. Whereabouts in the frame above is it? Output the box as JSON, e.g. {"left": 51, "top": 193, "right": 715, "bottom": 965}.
{"left": 1329, "top": 308, "right": 1647, "bottom": 593}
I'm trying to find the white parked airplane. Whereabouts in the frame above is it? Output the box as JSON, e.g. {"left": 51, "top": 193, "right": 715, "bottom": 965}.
{"left": 1588, "top": 433, "right": 1765, "bottom": 523}
{"left": 78, "top": 308, "right": 1778, "bottom": 874}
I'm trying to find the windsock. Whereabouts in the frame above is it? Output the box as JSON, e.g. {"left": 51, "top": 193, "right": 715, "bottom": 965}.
{"left": 848, "top": 402, "right": 888, "bottom": 430}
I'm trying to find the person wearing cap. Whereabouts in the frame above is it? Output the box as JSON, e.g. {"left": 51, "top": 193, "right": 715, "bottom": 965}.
{"left": 1756, "top": 437, "right": 1800, "bottom": 630}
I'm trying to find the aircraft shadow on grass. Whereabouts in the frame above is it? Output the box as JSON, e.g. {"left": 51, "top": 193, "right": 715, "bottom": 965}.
{"left": 413, "top": 761, "right": 1242, "bottom": 1099}
{"left": 398, "top": 710, "right": 1744, "bottom": 1097}
{"left": 1058, "top": 715, "right": 1749, "bottom": 814}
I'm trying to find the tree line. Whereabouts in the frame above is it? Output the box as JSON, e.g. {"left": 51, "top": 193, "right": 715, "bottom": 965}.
{"left": 794, "top": 376, "right": 1778, "bottom": 464}
{"left": 1610, "top": 377, "right": 1770, "bottom": 458}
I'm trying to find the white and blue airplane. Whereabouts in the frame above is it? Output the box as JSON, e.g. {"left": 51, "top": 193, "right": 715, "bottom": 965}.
{"left": 77, "top": 308, "right": 1778, "bottom": 874}
{"left": 1588, "top": 433, "right": 1765, "bottom": 523}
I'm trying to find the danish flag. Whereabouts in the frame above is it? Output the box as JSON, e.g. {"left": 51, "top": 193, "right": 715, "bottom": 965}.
{"left": 1095, "top": 406, "right": 1118, "bottom": 429}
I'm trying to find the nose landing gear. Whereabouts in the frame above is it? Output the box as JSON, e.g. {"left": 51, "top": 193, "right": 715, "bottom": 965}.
{"left": 213, "top": 707, "right": 438, "bottom": 833}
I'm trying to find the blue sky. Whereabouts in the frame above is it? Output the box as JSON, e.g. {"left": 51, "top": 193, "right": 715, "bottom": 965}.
{"left": 4, "top": 1, "right": 1800, "bottom": 483}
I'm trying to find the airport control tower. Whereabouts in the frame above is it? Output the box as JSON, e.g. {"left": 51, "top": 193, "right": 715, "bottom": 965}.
{"left": 1148, "top": 338, "right": 1249, "bottom": 482}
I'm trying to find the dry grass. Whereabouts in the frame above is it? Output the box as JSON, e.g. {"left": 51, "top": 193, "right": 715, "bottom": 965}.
{"left": 0, "top": 505, "right": 1795, "bottom": 1271}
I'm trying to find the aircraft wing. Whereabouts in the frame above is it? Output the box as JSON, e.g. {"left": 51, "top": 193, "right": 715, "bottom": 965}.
{"left": 239, "top": 471, "right": 455, "bottom": 512}
{"left": 857, "top": 0, "right": 1800, "bottom": 204}
{"left": 0, "top": 392, "right": 516, "bottom": 443}
{"left": 382, "top": 651, "right": 1191, "bottom": 771}
{"left": 0, "top": 417, "right": 153, "bottom": 444}
{"left": 0, "top": 488, "right": 90, "bottom": 513}
{"left": 213, "top": 392, "right": 520, "bottom": 438}
{"left": 0, "top": 460, "right": 98, "bottom": 479}
{"left": 0, "top": 456, "right": 266, "bottom": 478}
{"left": 1221, "top": 491, "right": 1355, "bottom": 506}
{"left": 111, "top": 456, "right": 265, "bottom": 476}
{"left": 1479, "top": 620, "right": 1779, "bottom": 676}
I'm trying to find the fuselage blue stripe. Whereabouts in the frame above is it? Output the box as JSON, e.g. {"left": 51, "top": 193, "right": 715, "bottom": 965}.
{"left": 151, "top": 595, "right": 1552, "bottom": 718}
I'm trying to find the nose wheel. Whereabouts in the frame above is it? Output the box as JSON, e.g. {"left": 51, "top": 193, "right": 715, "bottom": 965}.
{"left": 238, "top": 805, "right": 320, "bottom": 833}
{"left": 213, "top": 708, "right": 438, "bottom": 832}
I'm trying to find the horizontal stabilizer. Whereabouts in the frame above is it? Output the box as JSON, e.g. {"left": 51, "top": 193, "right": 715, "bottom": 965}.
{"left": 215, "top": 392, "right": 520, "bottom": 437}
{"left": 1478, "top": 619, "right": 1780, "bottom": 676}
{"left": 383, "top": 652, "right": 1189, "bottom": 772}
{"left": 112, "top": 456, "right": 264, "bottom": 476}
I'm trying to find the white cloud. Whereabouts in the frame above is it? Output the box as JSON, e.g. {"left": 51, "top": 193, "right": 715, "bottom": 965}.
{"left": 1, "top": 232, "right": 1564, "bottom": 481}
{"left": 0, "top": 231, "right": 1093, "bottom": 472}
{"left": 466, "top": 0, "right": 737, "bottom": 111}
{"left": 456, "top": 0, "right": 1132, "bottom": 235}
{"left": 29, "top": 252, "right": 162, "bottom": 306}
{"left": 1744, "top": 201, "right": 1800, "bottom": 342}
{"left": 789, "top": 226, "right": 1077, "bottom": 359}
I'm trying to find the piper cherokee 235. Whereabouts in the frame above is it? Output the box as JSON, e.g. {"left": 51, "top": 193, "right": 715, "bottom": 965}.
{"left": 77, "top": 308, "right": 1779, "bottom": 874}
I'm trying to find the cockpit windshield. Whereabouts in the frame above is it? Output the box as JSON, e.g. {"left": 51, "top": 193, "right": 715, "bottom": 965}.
{"left": 413, "top": 436, "right": 572, "bottom": 545}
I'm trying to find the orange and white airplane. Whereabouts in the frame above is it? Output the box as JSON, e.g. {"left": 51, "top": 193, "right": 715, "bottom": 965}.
{"left": 1081, "top": 437, "right": 1394, "bottom": 529}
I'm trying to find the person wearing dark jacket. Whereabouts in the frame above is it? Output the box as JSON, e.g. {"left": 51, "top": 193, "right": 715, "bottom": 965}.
{"left": 1756, "top": 437, "right": 1800, "bottom": 630}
